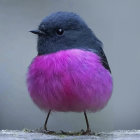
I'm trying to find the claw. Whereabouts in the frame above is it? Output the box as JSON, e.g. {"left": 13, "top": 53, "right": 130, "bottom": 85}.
{"left": 43, "top": 129, "right": 56, "bottom": 134}
{"left": 81, "top": 129, "right": 91, "bottom": 135}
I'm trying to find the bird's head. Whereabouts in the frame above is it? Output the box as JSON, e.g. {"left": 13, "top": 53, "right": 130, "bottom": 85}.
{"left": 30, "top": 11, "right": 102, "bottom": 55}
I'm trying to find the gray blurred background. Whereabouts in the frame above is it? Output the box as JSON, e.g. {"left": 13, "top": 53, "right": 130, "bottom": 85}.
{"left": 0, "top": 0, "right": 140, "bottom": 131}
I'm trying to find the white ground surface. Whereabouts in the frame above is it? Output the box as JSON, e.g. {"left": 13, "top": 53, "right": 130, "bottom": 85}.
{"left": 0, "top": 130, "right": 140, "bottom": 140}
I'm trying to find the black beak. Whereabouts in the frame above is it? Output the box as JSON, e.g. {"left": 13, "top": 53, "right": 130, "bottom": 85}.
{"left": 29, "top": 30, "right": 46, "bottom": 36}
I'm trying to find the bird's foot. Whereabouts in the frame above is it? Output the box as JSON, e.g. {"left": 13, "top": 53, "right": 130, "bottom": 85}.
{"left": 42, "top": 129, "right": 56, "bottom": 134}
{"left": 80, "top": 129, "right": 92, "bottom": 135}
{"left": 60, "top": 130, "right": 83, "bottom": 135}
{"left": 60, "top": 129, "right": 94, "bottom": 135}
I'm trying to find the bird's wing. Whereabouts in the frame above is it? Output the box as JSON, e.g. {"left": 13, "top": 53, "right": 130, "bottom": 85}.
{"left": 98, "top": 47, "right": 111, "bottom": 73}
{"left": 87, "top": 38, "right": 111, "bottom": 73}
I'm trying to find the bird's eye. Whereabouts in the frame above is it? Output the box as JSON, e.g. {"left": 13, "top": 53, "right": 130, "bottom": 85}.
{"left": 56, "top": 28, "right": 64, "bottom": 35}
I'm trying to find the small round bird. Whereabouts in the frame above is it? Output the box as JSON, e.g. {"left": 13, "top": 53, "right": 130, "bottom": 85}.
{"left": 27, "top": 11, "right": 113, "bottom": 134}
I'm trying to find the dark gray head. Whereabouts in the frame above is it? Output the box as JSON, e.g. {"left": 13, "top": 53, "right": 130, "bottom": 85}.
{"left": 30, "top": 11, "right": 103, "bottom": 55}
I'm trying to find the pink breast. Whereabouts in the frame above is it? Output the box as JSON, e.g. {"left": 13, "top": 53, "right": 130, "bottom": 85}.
{"left": 27, "top": 49, "right": 113, "bottom": 112}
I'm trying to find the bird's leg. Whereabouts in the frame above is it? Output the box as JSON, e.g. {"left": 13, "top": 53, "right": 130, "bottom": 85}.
{"left": 81, "top": 111, "right": 91, "bottom": 135}
{"left": 44, "top": 109, "right": 51, "bottom": 131}
{"left": 43, "top": 110, "right": 55, "bottom": 134}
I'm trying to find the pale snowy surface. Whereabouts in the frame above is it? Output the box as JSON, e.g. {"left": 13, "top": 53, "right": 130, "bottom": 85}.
{"left": 0, "top": 130, "right": 140, "bottom": 140}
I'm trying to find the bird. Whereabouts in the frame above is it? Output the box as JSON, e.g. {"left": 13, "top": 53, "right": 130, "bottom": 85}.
{"left": 27, "top": 11, "right": 113, "bottom": 134}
